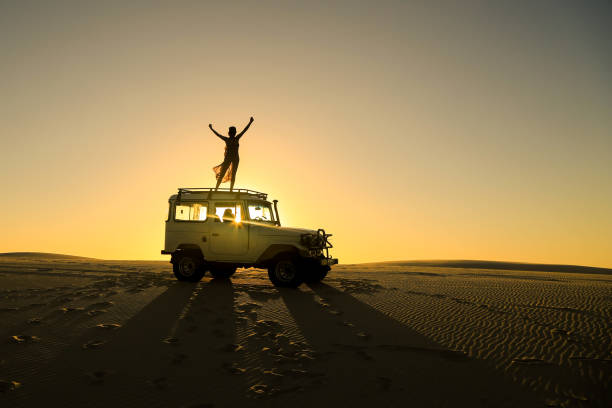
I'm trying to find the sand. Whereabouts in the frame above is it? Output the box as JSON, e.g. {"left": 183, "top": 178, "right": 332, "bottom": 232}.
{"left": 0, "top": 253, "right": 610, "bottom": 407}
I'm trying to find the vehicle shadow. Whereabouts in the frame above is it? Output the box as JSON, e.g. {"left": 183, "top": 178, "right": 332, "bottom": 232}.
{"left": 274, "top": 282, "right": 542, "bottom": 407}
{"left": 10, "top": 279, "right": 246, "bottom": 408}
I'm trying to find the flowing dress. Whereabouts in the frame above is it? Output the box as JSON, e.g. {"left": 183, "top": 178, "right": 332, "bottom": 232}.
{"left": 213, "top": 136, "right": 239, "bottom": 183}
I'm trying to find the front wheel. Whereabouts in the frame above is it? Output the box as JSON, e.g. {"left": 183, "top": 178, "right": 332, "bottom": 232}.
{"left": 209, "top": 267, "right": 237, "bottom": 279}
{"left": 173, "top": 253, "right": 205, "bottom": 282}
{"left": 268, "top": 257, "right": 303, "bottom": 288}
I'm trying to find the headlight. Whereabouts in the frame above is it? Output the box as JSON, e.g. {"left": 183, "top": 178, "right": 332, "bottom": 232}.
{"left": 308, "top": 248, "right": 323, "bottom": 257}
{"left": 300, "top": 233, "right": 322, "bottom": 247}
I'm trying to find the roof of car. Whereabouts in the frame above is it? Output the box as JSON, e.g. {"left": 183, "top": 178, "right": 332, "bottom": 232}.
{"left": 169, "top": 187, "right": 268, "bottom": 201}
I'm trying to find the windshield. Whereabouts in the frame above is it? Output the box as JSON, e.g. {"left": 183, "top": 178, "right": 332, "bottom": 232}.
{"left": 247, "top": 201, "right": 275, "bottom": 223}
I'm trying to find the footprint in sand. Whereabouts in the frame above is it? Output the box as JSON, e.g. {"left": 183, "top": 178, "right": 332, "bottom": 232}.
{"left": 10, "top": 335, "right": 41, "bottom": 344}
{"left": 236, "top": 302, "right": 262, "bottom": 316}
{"left": 221, "top": 362, "right": 246, "bottom": 375}
{"left": 253, "top": 320, "right": 282, "bottom": 333}
{"left": 162, "top": 336, "right": 179, "bottom": 345}
{"left": 355, "top": 331, "right": 370, "bottom": 340}
{"left": 261, "top": 369, "right": 284, "bottom": 384}
{"left": 95, "top": 323, "right": 121, "bottom": 330}
{"left": 87, "top": 301, "right": 114, "bottom": 310}
{"left": 82, "top": 340, "right": 106, "bottom": 350}
{"left": 86, "top": 370, "right": 113, "bottom": 385}
{"left": 87, "top": 309, "right": 108, "bottom": 317}
{"left": 0, "top": 379, "right": 21, "bottom": 392}
{"left": 248, "top": 383, "right": 273, "bottom": 398}
{"left": 61, "top": 306, "right": 85, "bottom": 313}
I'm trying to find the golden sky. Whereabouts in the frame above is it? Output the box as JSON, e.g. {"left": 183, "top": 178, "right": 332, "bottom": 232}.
{"left": 1, "top": 1, "right": 611, "bottom": 267}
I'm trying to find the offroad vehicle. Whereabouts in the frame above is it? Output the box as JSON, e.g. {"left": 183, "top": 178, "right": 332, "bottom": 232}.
{"left": 161, "top": 188, "right": 337, "bottom": 287}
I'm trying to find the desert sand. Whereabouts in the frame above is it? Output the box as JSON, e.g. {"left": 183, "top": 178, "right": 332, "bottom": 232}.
{"left": 0, "top": 253, "right": 610, "bottom": 408}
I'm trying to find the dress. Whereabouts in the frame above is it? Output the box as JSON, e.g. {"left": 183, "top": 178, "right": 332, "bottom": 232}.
{"left": 213, "top": 137, "right": 239, "bottom": 183}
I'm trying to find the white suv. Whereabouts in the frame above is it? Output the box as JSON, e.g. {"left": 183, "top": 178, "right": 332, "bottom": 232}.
{"left": 161, "top": 188, "right": 337, "bottom": 287}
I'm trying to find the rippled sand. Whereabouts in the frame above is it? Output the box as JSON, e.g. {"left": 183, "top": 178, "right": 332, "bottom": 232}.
{"left": 0, "top": 254, "right": 610, "bottom": 407}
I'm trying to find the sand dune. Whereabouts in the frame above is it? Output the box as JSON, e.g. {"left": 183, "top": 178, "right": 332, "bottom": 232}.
{"left": 351, "top": 259, "right": 612, "bottom": 275}
{"left": 0, "top": 252, "right": 97, "bottom": 260}
{"left": 0, "top": 254, "right": 610, "bottom": 407}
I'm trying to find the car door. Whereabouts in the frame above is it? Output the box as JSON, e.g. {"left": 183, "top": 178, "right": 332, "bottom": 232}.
{"left": 208, "top": 201, "right": 249, "bottom": 258}
{"left": 168, "top": 200, "right": 210, "bottom": 254}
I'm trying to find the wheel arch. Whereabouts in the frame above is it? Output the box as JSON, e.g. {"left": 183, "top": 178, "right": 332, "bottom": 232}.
{"left": 256, "top": 244, "right": 300, "bottom": 266}
{"left": 171, "top": 244, "right": 205, "bottom": 263}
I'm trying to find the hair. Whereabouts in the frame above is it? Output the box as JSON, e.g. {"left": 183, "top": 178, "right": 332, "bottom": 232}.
{"left": 228, "top": 126, "right": 236, "bottom": 136}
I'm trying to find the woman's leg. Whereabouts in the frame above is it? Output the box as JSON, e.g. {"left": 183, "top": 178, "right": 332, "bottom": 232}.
{"left": 229, "top": 159, "right": 239, "bottom": 191}
{"left": 215, "top": 161, "right": 231, "bottom": 190}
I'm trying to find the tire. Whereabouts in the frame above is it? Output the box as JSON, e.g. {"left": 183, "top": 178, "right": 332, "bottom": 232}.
{"left": 209, "top": 267, "right": 237, "bottom": 279}
{"left": 173, "top": 253, "right": 205, "bottom": 282}
{"left": 268, "top": 257, "right": 303, "bottom": 288}
{"left": 303, "top": 266, "right": 330, "bottom": 283}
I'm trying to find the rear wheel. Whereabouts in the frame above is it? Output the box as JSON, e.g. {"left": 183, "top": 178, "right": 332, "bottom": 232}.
{"left": 172, "top": 253, "right": 205, "bottom": 282}
{"left": 303, "top": 266, "right": 330, "bottom": 283}
{"left": 268, "top": 257, "right": 303, "bottom": 288}
{"left": 209, "top": 267, "right": 237, "bottom": 279}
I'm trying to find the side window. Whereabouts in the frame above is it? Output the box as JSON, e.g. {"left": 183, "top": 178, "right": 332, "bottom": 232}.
{"left": 175, "top": 202, "right": 208, "bottom": 221}
{"left": 214, "top": 202, "right": 242, "bottom": 223}
{"left": 247, "top": 202, "right": 274, "bottom": 222}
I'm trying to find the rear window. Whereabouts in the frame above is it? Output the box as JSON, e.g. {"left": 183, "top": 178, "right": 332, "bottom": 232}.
{"left": 175, "top": 202, "right": 208, "bottom": 221}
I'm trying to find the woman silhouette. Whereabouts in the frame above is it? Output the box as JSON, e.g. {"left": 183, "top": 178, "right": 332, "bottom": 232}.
{"left": 209, "top": 117, "right": 254, "bottom": 191}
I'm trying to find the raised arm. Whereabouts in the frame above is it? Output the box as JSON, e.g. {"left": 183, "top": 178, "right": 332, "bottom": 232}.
{"left": 209, "top": 124, "right": 228, "bottom": 141}
{"left": 236, "top": 116, "right": 254, "bottom": 139}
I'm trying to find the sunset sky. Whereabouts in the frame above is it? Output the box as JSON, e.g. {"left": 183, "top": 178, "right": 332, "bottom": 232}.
{"left": 1, "top": 1, "right": 611, "bottom": 267}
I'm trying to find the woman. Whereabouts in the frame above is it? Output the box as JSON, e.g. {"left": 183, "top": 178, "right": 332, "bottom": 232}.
{"left": 209, "top": 116, "right": 254, "bottom": 191}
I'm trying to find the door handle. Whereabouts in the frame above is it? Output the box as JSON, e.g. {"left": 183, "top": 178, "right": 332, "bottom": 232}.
{"left": 212, "top": 233, "right": 220, "bottom": 237}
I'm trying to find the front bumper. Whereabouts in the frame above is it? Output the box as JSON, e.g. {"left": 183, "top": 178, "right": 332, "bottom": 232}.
{"left": 320, "top": 258, "right": 338, "bottom": 266}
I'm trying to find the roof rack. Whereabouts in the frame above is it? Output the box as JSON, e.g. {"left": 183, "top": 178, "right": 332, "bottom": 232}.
{"left": 177, "top": 187, "right": 268, "bottom": 200}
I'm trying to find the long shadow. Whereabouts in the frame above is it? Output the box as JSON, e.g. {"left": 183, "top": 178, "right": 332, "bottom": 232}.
{"left": 277, "top": 282, "right": 542, "bottom": 407}
{"left": 8, "top": 280, "right": 243, "bottom": 408}
{"left": 7, "top": 282, "right": 198, "bottom": 408}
